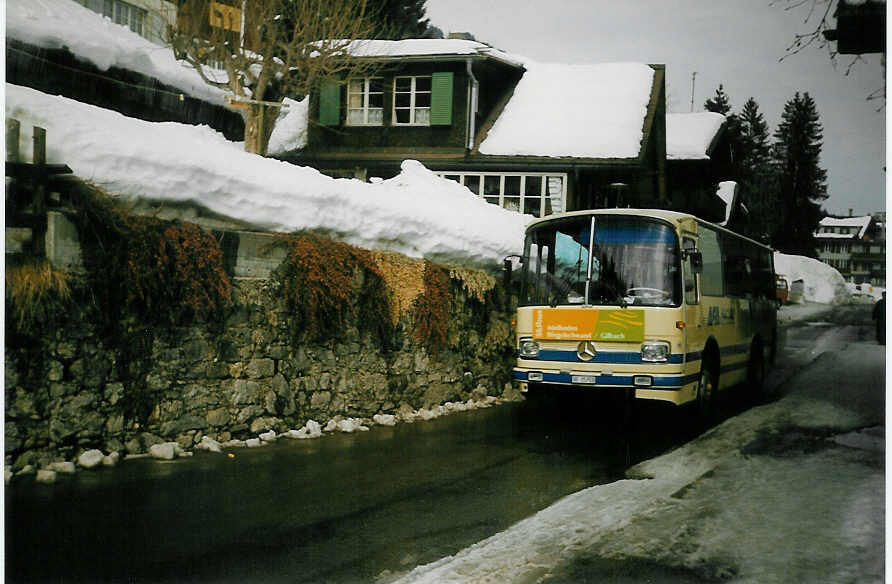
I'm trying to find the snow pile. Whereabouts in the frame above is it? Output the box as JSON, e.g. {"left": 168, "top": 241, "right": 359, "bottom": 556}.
{"left": 479, "top": 61, "right": 655, "bottom": 159}
{"left": 844, "top": 282, "right": 884, "bottom": 302}
{"left": 267, "top": 97, "right": 309, "bottom": 154}
{"left": 6, "top": 84, "right": 531, "bottom": 269}
{"left": 666, "top": 112, "right": 726, "bottom": 160}
{"left": 715, "top": 181, "right": 738, "bottom": 225}
{"left": 774, "top": 252, "right": 849, "bottom": 304}
{"left": 7, "top": 0, "right": 228, "bottom": 105}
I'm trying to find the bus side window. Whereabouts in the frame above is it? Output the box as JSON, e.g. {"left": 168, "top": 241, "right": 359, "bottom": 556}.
{"left": 683, "top": 238, "right": 698, "bottom": 305}
{"left": 699, "top": 227, "right": 724, "bottom": 297}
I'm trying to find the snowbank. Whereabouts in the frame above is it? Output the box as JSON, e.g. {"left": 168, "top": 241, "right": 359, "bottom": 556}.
{"left": 6, "top": 84, "right": 531, "bottom": 269}
{"left": 267, "top": 97, "right": 308, "bottom": 155}
{"left": 774, "top": 252, "right": 849, "bottom": 305}
{"left": 845, "top": 281, "right": 884, "bottom": 302}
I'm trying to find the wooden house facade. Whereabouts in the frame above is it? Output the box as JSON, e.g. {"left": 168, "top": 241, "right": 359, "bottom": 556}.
{"left": 282, "top": 40, "right": 672, "bottom": 218}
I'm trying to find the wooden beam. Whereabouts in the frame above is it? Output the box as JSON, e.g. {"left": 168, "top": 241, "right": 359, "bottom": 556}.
{"left": 6, "top": 119, "right": 20, "bottom": 162}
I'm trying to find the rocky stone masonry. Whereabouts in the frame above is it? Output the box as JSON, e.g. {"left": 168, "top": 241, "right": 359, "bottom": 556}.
{"left": 5, "top": 276, "right": 518, "bottom": 473}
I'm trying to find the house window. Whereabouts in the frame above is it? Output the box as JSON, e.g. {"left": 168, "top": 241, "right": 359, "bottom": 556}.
{"left": 393, "top": 76, "right": 432, "bottom": 125}
{"left": 436, "top": 172, "right": 567, "bottom": 217}
{"left": 102, "top": 0, "right": 146, "bottom": 36}
{"left": 347, "top": 78, "right": 384, "bottom": 126}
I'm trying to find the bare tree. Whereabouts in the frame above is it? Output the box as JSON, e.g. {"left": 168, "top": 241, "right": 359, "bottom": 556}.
{"left": 775, "top": 0, "right": 885, "bottom": 107}
{"left": 776, "top": 0, "right": 837, "bottom": 58}
{"left": 170, "top": 0, "right": 381, "bottom": 155}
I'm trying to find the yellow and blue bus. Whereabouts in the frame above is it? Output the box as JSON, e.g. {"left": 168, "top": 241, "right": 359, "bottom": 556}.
{"left": 512, "top": 209, "right": 777, "bottom": 412}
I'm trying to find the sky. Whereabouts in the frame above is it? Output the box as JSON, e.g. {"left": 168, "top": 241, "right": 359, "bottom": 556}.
{"left": 425, "top": 0, "right": 887, "bottom": 217}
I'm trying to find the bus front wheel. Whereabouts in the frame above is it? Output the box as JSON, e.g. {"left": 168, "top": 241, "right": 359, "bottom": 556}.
{"left": 695, "top": 364, "right": 716, "bottom": 420}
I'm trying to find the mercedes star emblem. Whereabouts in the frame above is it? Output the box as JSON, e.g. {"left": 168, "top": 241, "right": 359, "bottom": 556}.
{"left": 576, "top": 341, "right": 597, "bottom": 361}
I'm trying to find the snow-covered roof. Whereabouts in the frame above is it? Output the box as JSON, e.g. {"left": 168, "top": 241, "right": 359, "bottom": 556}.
{"left": 818, "top": 215, "right": 872, "bottom": 239}
{"left": 337, "top": 39, "right": 525, "bottom": 67}
{"left": 6, "top": 83, "right": 530, "bottom": 269}
{"left": 478, "top": 61, "right": 656, "bottom": 159}
{"left": 666, "top": 112, "right": 726, "bottom": 160}
{"left": 7, "top": 0, "right": 229, "bottom": 105}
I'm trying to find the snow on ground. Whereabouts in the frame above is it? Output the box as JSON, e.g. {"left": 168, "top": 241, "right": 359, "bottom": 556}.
{"left": 6, "top": 83, "right": 531, "bottom": 269}
{"left": 774, "top": 252, "right": 850, "bottom": 305}
{"left": 389, "top": 340, "right": 885, "bottom": 584}
{"left": 7, "top": 0, "right": 228, "bottom": 105}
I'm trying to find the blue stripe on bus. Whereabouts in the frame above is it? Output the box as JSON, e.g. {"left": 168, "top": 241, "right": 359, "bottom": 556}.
{"left": 720, "top": 361, "right": 749, "bottom": 375}
{"left": 720, "top": 343, "right": 751, "bottom": 356}
{"left": 518, "top": 343, "right": 750, "bottom": 366}
{"left": 526, "top": 350, "right": 686, "bottom": 365}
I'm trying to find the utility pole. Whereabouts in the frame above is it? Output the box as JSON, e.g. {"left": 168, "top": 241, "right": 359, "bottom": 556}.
{"left": 690, "top": 71, "right": 697, "bottom": 112}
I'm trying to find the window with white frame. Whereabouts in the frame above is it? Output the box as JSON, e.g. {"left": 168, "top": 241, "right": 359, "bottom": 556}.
{"left": 393, "top": 76, "right": 431, "bottom": 125}
{"left": 436, "top": 172, "right": 567, "bottom": 217}
{"left": 347, "top": 78, "right": 384, "bottom": 126}
{"left": 102, "top": 0, "right": 146, "bottom": 36}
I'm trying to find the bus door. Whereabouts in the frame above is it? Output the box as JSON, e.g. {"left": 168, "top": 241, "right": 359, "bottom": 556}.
{"left": 681, "top": 235, "right": 700, "bottom": 373}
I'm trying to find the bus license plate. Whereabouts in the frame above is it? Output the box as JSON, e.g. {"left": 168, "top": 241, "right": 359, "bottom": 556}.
{"left": 571, "top": 375, "right": 598, "bottom": 385}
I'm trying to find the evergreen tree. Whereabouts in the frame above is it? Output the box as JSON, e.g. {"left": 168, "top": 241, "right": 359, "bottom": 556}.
{"left": 368, "top": 0, "right": 430, "bottom": 39}
{"left": 770, "top": 92, "right": 828, "bottom": 257}
{"left": 704, "top": 84, "right": 733, "bottom": 116}
{"left": 739, "top": 97, "right": 771, "bottom": 172}
{"left": 704, "top": 85, "right": 745, "bottom": 183}
{"left": 737, "top": 97, "right": 779, "bottom": 242}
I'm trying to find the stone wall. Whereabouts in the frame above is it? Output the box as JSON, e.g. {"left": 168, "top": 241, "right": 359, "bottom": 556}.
{"left": 5, "top": 270, "right": 518, "bottom": 471}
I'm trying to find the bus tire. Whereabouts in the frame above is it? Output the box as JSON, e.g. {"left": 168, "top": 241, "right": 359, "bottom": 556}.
{"left": 695, "top": 363, "right": 716, "bottom": 420}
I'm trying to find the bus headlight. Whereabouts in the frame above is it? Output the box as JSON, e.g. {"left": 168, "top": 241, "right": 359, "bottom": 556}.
{"left": 641, "top": 341, "right": 671, "bottom": 362}
{"left": 519, "top": 337, "right": 540, "bottom": 358}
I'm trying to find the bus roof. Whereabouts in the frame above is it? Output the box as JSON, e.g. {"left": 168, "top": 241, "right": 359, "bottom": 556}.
{"left": 525, "top": 208, "right": 774, "bottom": 251}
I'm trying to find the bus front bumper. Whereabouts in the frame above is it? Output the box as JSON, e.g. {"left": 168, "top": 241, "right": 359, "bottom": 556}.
{"left": 513, "top": 368, "right": 699, "bottom": 405}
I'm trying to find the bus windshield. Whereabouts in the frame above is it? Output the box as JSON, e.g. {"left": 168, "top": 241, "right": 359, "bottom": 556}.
{"left": 520, "top": 215, "right": 682, "bottom": 307}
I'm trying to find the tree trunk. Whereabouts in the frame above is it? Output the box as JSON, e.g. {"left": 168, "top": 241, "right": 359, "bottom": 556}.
{"left": 243, "top": 106, "right": 264, "bottom": 155}
{"left": 243, "top": 104, "right": 279, "bottom": 156}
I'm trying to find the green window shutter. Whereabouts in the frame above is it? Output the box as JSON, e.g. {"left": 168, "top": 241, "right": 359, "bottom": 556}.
{"left": 430, "top": 72, "right": 453, "bottom": 125}
{"left": 319, "top": 79, "right": 340, "bottom": 126}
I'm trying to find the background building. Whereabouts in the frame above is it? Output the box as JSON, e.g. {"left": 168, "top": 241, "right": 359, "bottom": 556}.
{"left": 815, "top": 212, "right": 886, "bottom": 285}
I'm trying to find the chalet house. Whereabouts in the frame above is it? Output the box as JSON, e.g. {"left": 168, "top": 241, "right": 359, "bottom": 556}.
{"left": 7, "top": 0, "right": 243, "bottom": 140}
{"left": 282, "top": 39, "right": 677, "bottom": 218}
{"left": 816, "top": 214, "right": 886, "bottom": 285}
{"left": 73, "top": 0, "right": 176, "bottom": 46}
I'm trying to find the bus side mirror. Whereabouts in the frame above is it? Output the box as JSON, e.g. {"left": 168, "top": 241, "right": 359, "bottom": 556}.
{"left": 688, "top": 251, "right": 703, "bottom": 274}
{"left": 503, "top": 255, "right": 522, "bottom": 287}
{"left": 503, "top": 258, "right": 513, "bottom": 287}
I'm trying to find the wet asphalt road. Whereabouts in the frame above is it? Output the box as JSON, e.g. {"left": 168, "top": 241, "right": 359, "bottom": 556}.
{"left": 5, "top": 304, "right": 870, "bottom": 584}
